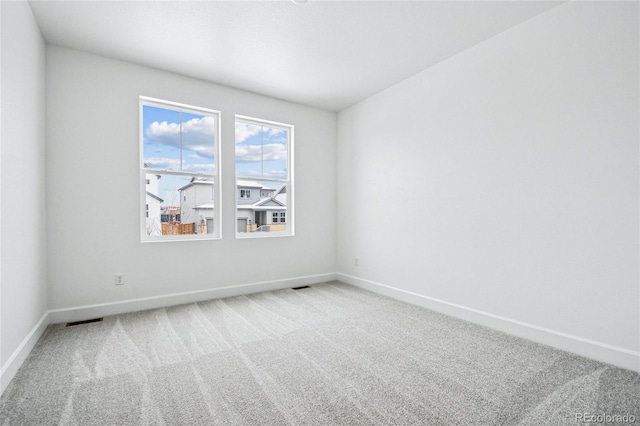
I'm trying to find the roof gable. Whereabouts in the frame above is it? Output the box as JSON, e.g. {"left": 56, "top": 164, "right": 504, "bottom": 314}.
{"left": 255, "top": 198, "right": 285, "bottom": 207}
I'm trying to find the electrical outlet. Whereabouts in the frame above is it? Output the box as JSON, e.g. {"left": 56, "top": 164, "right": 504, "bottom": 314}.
{"left": 115, "top": 274, "right": 124, "bottom": 285}
{"left": 354, "top": 257, "right": 359, "bottom": 266}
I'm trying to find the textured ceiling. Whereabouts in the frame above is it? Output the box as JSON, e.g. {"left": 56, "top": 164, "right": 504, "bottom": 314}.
{"left": 29, "top": 1, "right": 563, "bottom": 111}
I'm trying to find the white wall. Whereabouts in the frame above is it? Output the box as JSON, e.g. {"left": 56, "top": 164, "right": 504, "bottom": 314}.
{"left": 337, "top": 1, "right": 638, "bottom": 362}
{"left": 46, "top": 46, "right": 337, "bottom": 309}
{"left": 1, "top": 1, "right": 48, "bottom": 377}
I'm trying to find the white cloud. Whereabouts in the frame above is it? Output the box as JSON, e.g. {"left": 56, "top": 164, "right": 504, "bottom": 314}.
{"left": 243, "top": 168, "right": 287, "bottom": 180}
{"left": 193, "top": 145, "right": 216, "bottom": 159}
{"left": 144, "top": 157, "right": 180, "bottom": 170}
{"left": 267, "top": 128, "right": 285, "bottom": 137}
{"left": 235, "top": 122, "right": 261, "bottom": 144}
{"left": 146, "top": 121, "right": 180, "bottom": 147}
{"left": 183, "top": 116, "right": 215, "bottom": 132}
{"left": 145, "top": 116, "right": 215, "bottom": 158}
{"left": 235, "top": 122, "right": 288, "bottom": 146}
{"left": 262, "top": 168, "right": 287, "bottom": 179}
{"left": 235, "top": 143, "right": 287, "bottom": 163}
{"left": 183, "top": 163, "right": 215, "bottom": 173}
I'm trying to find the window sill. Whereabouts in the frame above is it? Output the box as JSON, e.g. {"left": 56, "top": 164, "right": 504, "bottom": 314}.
{"left": 141, "top": 235, "right": 221, "bottom": 243}
{"left": 235, "top": 232, "right": 293, "bottom": 239}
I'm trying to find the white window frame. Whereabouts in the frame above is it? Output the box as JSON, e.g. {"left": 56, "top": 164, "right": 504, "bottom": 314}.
{"left": 140, "top": 96, "right": 222, "bottom": 242}
{"left": 235, "top": 115, "right": 294, "bottom": 238}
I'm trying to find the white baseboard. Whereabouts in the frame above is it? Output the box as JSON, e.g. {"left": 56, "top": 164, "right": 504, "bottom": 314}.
{"left": 1, "top": 311, "right": 50, "bottom": 395}
{"left": 5, "top": 271, "right": 633, "bottom": 397}
{"left": 337, "top": 273, "right": 640, "bottom": 373}
{"left": 48, "top": 273, "right": 337, "bottom": 324}
{"left": 1, "top": 273, "right": 336, "bottom": 396}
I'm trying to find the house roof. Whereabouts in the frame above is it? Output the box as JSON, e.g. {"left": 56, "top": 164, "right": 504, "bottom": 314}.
{"left": 236, "top": 180, "right": 276, "bottom": 190}
{"left": 255, "top": 197, "right": 285, "bottom": 207}
{"left": 237, "top": 205, "right": 286, "bottom": 211}
{"left": 194, "top": 203, "right": 214, "bottom": 209}
{"left": 237, "top": 195, "right": 286, "bottom": 211}
{"left": 275, "top": 184, "right": 287, "bottom": 204}
{"left": 146, "top": 191, "right": 163, "bottom": 203}
{"left": 178, "top": 177, "right": 215, "bottom": 192}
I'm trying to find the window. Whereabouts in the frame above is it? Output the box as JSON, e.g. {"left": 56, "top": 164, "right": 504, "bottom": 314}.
{"left": 235, "top": 116, "right": 293, "bottom": 237}
{"left": 140, "top": 97, "right": 221, "bottom": 241}
{"left": 271, "top": 212, "right": 286, "bottom": 223}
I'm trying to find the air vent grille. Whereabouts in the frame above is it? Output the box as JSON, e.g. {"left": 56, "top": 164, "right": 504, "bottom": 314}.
{"left": 66, "top": 318, "right": 104, "bottom": 327}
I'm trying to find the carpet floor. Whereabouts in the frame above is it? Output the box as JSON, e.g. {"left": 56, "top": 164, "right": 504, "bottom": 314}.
{"left": 1, "top": 281, "right": 638, "bottom": 425}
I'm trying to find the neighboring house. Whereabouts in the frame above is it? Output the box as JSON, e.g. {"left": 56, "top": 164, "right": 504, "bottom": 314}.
{"left": 145, "top": 173, "right": 163, "bottom": 236}
{"left": 274, "top": 184, "right": 286, "bottom": 205}
{"left": 161, "top": 206, "right": 180, "bottom": 224}
{"left": 174, "top": 178, "right": 285, "bottom": 234}
{"left": 179, "top": 177, "right": 215, "bottom": 234}
{"left": 237, "top": 180, "right": 286, "bottom": 233}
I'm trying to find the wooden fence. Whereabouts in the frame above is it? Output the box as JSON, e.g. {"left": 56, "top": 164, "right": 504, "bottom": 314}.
{"left": 162, "top": 223, "right": 195, "bottom": 235}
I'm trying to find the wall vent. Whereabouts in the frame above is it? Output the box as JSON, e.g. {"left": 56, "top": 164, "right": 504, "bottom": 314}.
{"left": 66, "top": 318, "right": 104, "bottom": 327}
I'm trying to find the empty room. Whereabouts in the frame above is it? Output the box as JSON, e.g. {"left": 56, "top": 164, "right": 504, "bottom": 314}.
{"left": 1, "top": 0, "right": 638, "bottom": 424}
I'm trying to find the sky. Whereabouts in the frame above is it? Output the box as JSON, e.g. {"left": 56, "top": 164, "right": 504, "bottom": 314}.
{"left": 143, "top": 105, "right": 216, "bottom": 174}
{"left": 234, "top": 120, "right": 288, "bottom": 180}
{"left": 143, "top": 104, "right": 288, "bottom": 207}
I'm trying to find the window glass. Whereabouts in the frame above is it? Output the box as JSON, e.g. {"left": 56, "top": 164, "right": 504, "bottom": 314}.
{"left": 235, "top": 122, "right": 288, "bottom": 180}
{"left": 141, "top": 98, "right": 220, "bottom": 241}
{"left": 235, "top": 117, "right": 293, "bottom": 238}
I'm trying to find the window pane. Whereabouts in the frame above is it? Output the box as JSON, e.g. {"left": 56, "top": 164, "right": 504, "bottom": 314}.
{"left": 141, "top": 98, "right": 220, "bottom": 241}
{"left": 236, "top": 180, "right": 287, "bottom": 234}
{"left": 262, "top": 125, "right": 288, "bottom": 180}
{"left": 145, "top": 173, "right": 215, "bottom": 237}
{"left": 143, "top": 105, "right": 181, "bottom": 172}
{"left": 235, "top": 122, "right": 288, "bottom": 180}
{"left": 143, "top": 105, "right": 216, "bottom": 175}
{"left": 182, "top": 111, "right": 215, "bottom": 174}
{"left": 235, "top": 121, "right": 263, "bottom": 177}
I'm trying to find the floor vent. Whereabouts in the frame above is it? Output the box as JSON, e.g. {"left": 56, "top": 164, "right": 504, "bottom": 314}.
{"left": 291, "top": 286, "right": 311, "bottom": 290}
{"left": 66, "top": 318, "right": 104, "bottom": 327}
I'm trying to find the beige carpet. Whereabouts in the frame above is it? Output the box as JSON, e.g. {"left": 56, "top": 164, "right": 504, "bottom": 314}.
{"left": 1, "top": 281, "right": 638, "bottom": 425}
